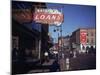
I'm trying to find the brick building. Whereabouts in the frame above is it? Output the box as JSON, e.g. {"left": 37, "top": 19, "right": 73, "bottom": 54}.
{"left": 70, "top": 28, "right": 96, "bottom": 53}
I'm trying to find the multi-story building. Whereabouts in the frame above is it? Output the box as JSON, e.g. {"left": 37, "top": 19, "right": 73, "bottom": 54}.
{"left": 58, "top": 35, "right": 71, "bottom": 59}
{"left": 70, "top": 28, "right": 96, "bottom": 53}
{"left": 12, "top": 1, "right": 50, "bottom": 62}
{"left": 58, "top": 35, "right": 71, "bottom": 50}
{"left": 63, "top": 35, "right": 71, "bottom": 50}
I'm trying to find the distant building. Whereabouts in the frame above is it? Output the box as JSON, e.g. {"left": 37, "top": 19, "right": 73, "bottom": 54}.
{"left": 63, "top": 35, "right": 71, "bottom": 50}
{"left": 58, "top": 35, "right": 71, "bottom": 53}
{"left": 58, "top": 37, "right": 63, "bottom": 48}
{"left": 70, "top": 28, "right": 96, "bottom": 53}
{"left": 58, "top": 35, "right": 70, "bottom": 50}
{"left": 53, "top": 43, "right": 59, "bottom": 51}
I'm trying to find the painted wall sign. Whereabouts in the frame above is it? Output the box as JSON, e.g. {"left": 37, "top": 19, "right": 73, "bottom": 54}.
{"left": 80, "top": 30, "right": 87, "bottom": 45}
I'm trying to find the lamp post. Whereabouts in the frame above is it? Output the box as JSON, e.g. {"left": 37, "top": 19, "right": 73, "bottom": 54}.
{"left": 60, "top": 25, "right": 64, "bottom": 59}
{"left": 53, "top": 25, "right": 63, "bottom": 59}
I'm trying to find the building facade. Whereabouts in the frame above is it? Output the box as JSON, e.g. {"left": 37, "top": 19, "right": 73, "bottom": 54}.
{"left": 12, "top": 1, "right": 49, "bottom": 62}
{"left": 70, "top": 28, "right": 96, "bottom": 53}
{"left": 58, "top": 35, "right": 71, "bottom": 50}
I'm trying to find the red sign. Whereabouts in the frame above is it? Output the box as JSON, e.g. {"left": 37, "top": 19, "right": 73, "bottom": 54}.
{"left": 34, "top": 13, "right": 63, "bottom": 24}
{"left": 80, "top": 31, "right": 87, "bottom": 44}
{"left": 33, "top": 9, "right": 64, "bottom": 25}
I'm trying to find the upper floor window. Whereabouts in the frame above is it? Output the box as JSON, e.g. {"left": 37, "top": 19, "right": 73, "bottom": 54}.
{"left": 91, "top": 38, "right": 94, "bottom": 44}
{"left": 91, "top": 32, "right": 94, "bottom": 36}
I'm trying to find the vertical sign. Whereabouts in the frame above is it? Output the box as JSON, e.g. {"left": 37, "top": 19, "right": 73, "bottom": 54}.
{"left": 80, "top": 30, "right": 87, "bottom": 45}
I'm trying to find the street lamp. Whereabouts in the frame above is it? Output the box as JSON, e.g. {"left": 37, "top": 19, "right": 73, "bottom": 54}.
{"left": 53, "top": 25, "right": 63, "bottom": 59}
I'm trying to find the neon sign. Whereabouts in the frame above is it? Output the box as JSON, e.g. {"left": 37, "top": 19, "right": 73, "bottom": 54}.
{"left": 34, "top": 8, "right": 64, "bottom": 26}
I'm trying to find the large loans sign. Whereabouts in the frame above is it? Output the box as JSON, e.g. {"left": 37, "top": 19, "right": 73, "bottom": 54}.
{"left": 34, "top": 8, "right": 64, "bottom": 26}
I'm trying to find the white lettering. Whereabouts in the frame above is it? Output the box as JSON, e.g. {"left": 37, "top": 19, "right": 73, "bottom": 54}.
{"left": 57, "top": 15, "right": 61, "bottom": 20}
{"left": 40, "top": 15, "right": 45, "bottom": 19}
{"left": 35, "top": 8, "right": 61, "bottom": 14}
{"left": 45, "top": 15, "right": 51, "bottom": 20}
{"left": 35, "top": 15, "right": 39, "bottom": 20}
{"left": 52, "top": 15, "right": 56, "bottom": 20}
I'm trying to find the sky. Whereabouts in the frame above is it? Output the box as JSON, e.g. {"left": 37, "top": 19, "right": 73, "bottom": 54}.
{"left": 12, "top": 1, "right": 96, "bottom": 43}
{"left": 47, "top": 3, "right": 96, "bottom": 43}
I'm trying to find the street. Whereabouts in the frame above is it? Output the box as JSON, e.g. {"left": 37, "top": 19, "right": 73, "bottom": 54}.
{"left": 59, "top": 53, "right": 96, "bottom": 71}
{"left": 27, "top": 52, "right": 96, "bottom": 73}
{"left": 12, "top": 1, "right": 96, "bottom": 74}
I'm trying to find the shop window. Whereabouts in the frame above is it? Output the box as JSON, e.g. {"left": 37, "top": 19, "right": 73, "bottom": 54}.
{"left": 12, "top": 36, "right": 19, "bottom": 49}
{"left": 12, "top": 36, "right": 19, "bottom": 60}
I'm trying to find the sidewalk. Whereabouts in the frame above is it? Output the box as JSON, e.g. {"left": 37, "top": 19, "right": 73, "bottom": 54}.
{"left": 70, "top": 53, "right": 96, "bottom": 70}
{"left": 59, "top": 58, "right": 71, "bottom": 71}
{"left": 59, "top": 53, "right": 96, "bottom": 71}
{"left": 27, "top": 59, "right": 56, "bottom": 73}
{"left": 42, "top": 59, "right": 55, "bottom": 66}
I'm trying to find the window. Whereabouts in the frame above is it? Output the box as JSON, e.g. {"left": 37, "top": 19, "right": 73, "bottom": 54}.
{"left": 87, "top": 38, "right": 89, "bottom": 43}
{"left": 91, "top": 32, "right": 94, "bottom": 36}
{"left": 87, "top": 33, "right": 88, "bottom": 36}
{"left": 91, "top": 38, "right": 94, "bottom": 44}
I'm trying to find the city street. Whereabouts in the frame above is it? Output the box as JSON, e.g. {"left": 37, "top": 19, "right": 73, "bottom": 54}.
{"left": 59, "top": 53, "right": 96, "bottom": 71}
{"left": 26, "top": 52, "right": 96, "bottom": 73}
{"left": 12, "top": 1, "right": 96, "bottom": 74}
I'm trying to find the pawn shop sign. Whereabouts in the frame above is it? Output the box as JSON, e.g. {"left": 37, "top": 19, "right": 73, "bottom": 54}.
{"left": 33, "top": 8, "right": 64, "bottom": 26}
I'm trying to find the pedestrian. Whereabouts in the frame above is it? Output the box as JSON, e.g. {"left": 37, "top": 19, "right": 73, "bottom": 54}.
{"left": 70, "top": 51, "right": 73, "bottom": 58}
{"left": 93, "top": 47, "right": 96, "bottom": 54}
{"left": 18, "top": 48, "right": 26, "bottom": 61}
{"left": 50, "top": 59, "right": 61, "bottom": 72}
{"left": 12, "top": 47, "right": 18, "bottom": 60}
{"left": 86, "top": 46, "right": 89, "bottom": 54}
{"left": 89, "top": 46, "right": 94, "bottom": 54}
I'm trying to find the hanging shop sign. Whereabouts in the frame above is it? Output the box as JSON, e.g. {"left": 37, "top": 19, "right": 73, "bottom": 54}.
{"left": 12, "top": 9, "right": 32, "bottom": 23}
{"left": 33, "top": 8, "right": 64, "bottom": 26}
{"left": 80, "top": 30, "right": 87, "bottom": 45}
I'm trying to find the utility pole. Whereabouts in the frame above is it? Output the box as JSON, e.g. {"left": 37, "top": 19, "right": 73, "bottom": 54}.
{"left": 60, "top": 25, "right": 63, "bottom": 58}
